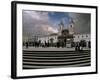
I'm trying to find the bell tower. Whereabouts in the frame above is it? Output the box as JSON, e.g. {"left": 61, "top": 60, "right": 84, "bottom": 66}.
{"left": 68, "top": 18, "right": 74, "bottom": 34}
{"left": 58, "top": 21, "right": 64, "bottom": 35}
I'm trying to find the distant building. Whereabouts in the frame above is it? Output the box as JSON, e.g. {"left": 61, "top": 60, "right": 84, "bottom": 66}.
{"left": 74, "top": 33, "right": 90, "bottom": 48}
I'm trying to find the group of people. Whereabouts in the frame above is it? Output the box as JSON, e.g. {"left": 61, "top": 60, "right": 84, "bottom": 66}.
{"left": 23, "top": 41, "right": 67, "bottom": 48}
{"left": 23, "top": 40, "right": 90, "bottom": 51}
{"left": 75, "top": 42, "right": 83, "bottom": 51}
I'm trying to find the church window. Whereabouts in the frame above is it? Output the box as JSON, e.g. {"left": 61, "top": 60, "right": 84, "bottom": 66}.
{"left": 70, "top": 24, "right": 72, "bottom": 27}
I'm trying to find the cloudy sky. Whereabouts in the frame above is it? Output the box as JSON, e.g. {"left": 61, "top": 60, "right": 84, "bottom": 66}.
{"left": 22, "top": 10, "right": 90, "bottom": 37}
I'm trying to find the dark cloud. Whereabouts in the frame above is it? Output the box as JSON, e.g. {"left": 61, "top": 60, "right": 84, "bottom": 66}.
{"left": 68, "top": 13, "right": 90, "bottom": 34}
{"left": 23, "top": 10, "right": 91, "bottom": 39}
{"left": 22, "top": 10, "right": 58, "bottom": 38}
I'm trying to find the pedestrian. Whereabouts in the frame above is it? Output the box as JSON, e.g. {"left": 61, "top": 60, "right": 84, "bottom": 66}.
{"left": 26, "top": 42, "right": 28, "bottom": 48}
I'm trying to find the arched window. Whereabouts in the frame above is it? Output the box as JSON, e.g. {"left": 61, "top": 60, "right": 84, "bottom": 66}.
{"left": 70, "top": 24, "right": 73, "bottom": 27}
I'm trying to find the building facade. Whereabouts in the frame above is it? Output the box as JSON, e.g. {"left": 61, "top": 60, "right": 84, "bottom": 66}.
{"left": 23, "top": 20, "right": 91, "bottom": 48}
{"left": 73, "top": 33, "right": 90, "bottom": 48}
{"left": 37, "top": 20, "right": 90, "bottom": 48}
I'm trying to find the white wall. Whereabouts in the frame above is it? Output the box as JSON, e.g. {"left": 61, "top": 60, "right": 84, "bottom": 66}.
{"left": 74, "top": 34, "right": 90, "bottom": 42}
{"left": 0, "top": 0, "right": 99, "bottom": 80}
{"left": 38, "top": 35, "right": 58, "bottom": 43}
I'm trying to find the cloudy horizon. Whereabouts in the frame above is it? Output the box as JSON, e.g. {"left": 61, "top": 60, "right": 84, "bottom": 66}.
{"left": 22, "top": 10, "right": 91, "bottom": 38}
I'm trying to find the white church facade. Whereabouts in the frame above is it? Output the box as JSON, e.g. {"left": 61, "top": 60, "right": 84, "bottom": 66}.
{"left": 37, "top": 20, "right": 91, "bottom": 48}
